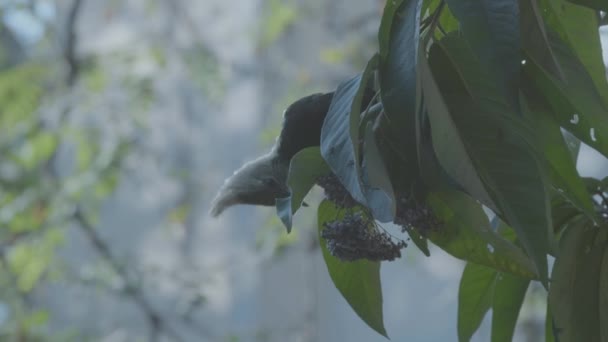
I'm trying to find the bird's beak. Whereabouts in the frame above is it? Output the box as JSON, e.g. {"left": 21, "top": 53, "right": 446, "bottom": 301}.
{"left": 209, "top": 154, "right": 286, "bottom": 217}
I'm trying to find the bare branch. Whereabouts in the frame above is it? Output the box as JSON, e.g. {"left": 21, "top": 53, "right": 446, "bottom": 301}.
{"left": 65, "top": 0, "right": 84, "bottom": 86}
{"left": 73, "top": 208, "right": 185, "bottom": 342}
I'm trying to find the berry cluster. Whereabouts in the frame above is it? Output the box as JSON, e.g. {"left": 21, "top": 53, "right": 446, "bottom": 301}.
{"left": 321, "top": 212, "right": 406, "bottom": 262}
{"left": 393, "top": 194, "right": 442, "bottom": 235}
{"left": 316, "top": 173, "right": 359, "bottom": 208}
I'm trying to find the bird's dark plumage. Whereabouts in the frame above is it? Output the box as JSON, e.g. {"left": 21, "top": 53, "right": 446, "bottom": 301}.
{"left": 276, "top": 92, "right": 334, "bottom": 161}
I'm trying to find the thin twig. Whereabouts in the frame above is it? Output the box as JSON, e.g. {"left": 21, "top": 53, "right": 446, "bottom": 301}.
{"left": 73, "top": 208, "right": 185, "bottom": 342}
{"left": 65, "top": 0, "right": 83, "bottom": 86}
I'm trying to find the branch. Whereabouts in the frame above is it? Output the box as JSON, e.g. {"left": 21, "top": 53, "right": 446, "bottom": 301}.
{"left": 65, "top": 0, "right": 84, "bottom": 86}
{"left": 73, "top": 208, "right": 184, "bottom": 342}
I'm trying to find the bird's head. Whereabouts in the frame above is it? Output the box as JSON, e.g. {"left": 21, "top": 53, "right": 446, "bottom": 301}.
{"left": 209, "top": 153, "right": 290, "bottom": 217}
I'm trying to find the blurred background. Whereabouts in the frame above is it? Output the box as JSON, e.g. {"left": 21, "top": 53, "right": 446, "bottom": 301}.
{"left": 0, "top": 0, "right": 607, "bottom": 341}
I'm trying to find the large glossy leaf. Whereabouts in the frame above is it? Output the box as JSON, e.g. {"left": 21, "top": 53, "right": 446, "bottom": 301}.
{"left": 566, "top": 0, "right": 608, "bottom": 10}
{"left": 539, "top": 0, "right": 608, "bottom": 105}
{"left": 320, "top": 76, "right": 367, "bottom": 205}
{"left": 549, "top": 221, "right": 607, "bottom": 342}
{"left": 491, "top": 273, "right": 530, "bottom": 342}
{"left": 520, "top": 0, "right": 564, "bottom": 81}
{"left": 317, "top": 200, "right": 387, "bottom": 338}
{"left": 430, "top": 36, "right": 551, "bottom": 284}
{"left": 427, "top": 191, "right": 538, "bottom": 279}
{"left": 320, "top": 57, "right": 394, "bottom": 222}
{"left": 521, "top": 94, "right": 596, "bottom": 220}
{"left": 378, "top": 0, "right": 422, "bottom": 170}
{"left": 275, "top": 147, "right": 330, "bottom": 232}
{"left": 321, "top": 64, "right": 367, "bottom": 204}
{"left": 443, "top": 0, "right": 521, "bottom": 108}
{"left": 524, "top": 33, "right": 608, "bottom": 159}
{"left": 419, "top": 53, "right": 496, "bottom": 211}
{"left": 458, "top": 263, "right": 497, "bottom": 342}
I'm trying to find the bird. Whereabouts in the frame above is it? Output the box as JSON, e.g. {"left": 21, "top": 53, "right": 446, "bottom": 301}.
{"left": 209, "top": 91, "right": 335, "bottom": 217}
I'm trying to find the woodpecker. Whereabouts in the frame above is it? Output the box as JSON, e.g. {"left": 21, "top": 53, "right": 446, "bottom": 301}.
{"left": 210, "top": 92, "right": 335, "bottom": 217}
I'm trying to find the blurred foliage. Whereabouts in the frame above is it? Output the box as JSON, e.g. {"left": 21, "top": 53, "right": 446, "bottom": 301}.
{"left": 184, "top": 45, "right": 226, "bottom": 104}
{"left": 0, "top": 2, "right": 141, "bottom": 340}
{"left": 259, "top": 0, "right": 297, "bottom": 48}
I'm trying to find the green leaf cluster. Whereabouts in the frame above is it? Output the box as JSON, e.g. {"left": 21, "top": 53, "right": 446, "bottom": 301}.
{"left": 268, "top": 0, "right": 608, "bottom": 339}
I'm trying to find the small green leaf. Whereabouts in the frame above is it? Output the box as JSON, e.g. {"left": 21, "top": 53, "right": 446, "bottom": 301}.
{"left": 491, "top": 273, "right": 530, "bottom": 342}
{"left": 317, "top": 200, "right": 387, "bottom": 338}
{"left": 275, "top": 147, "right": 330, "bottom": 232}
{"left": 275, "top": 196, "right": 293, "bottom": 232}
{"left": 427, "top": 191, "right": 538, "bottom": 279}
{"left": 406, "top": 228, "right": 431, "bottom": 257}
{"left": 287, "top": 147, "right": 330, "bottom": 214}
{"left": 458, "top": 263, "right": 497, "bottom": 342}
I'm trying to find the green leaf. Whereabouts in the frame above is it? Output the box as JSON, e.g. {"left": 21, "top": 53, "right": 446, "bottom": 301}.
{"left": 521, "top": 94, "right": 596, "bottom": 220}
{"left": 545, "top": 302, "right": 556, "bottom": 342}
{"left": 539, "top": 0, "right": 608, "bottom": 105}
{"left": 430, "top": 36, "right": 551, "bottom": 284}
{"left": 378, "top": 0, "right": 422, "bottom": 174}
{"left": 566, "top": 0, "right": 608, "bottom": 10}
{"left": 421, "top": 0, "right": 439, "bottom": 17}
{"left": 419, "top": 53, "right": 496, "bottom": 211}
{"left": 562, "top": 130, "right": 581, "bottom": 162}
{"left": 491, "top": 273, "right": 530, "bottom": 342}
{"left": 520, "top": 0, "right": 564, "bottom": 81}
{"left": 458, "top": 263, "right": 497, "bottom": 342}
{"left": 406, "top": 227, "right": 431, "bottom": 256}
{"left": 275, "top": 196, "right": 293, "bottom": 232}
{"left": 378, "top": 0, "right": 406, "bottom": 59}
{"left": 600, "top": 241, "right": 608, "bottom": 341}
{"left": 275, "top": 147, "right": 330, "bottom": 232}
{"left": 321, "top": 56, "right": 394, "bottom": 222}
{"left": 549, "top": 221, "right": 607, "bottom": 342}
{"left": 524, "top": 32, "right": 608, "bottom": 159}
{"left": 427, "top": 191, "right": 538, "bottom": 279}
{"left": 361, "top": 122, "right": 396, "bottom": 222}
{"left": 598, "top": 250, "right": 608, "bottom": 342}
{"left": 321, "top": 75, "right": 367, "bottom": 205}
{"left": 437, "top": 5, "right": 460, "bottom": 33}
{"left": 443, "top": 0, "right": 521, "bottom": 107}
{"left": 317, "top": 200, "right": 387, "bottom": 338}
